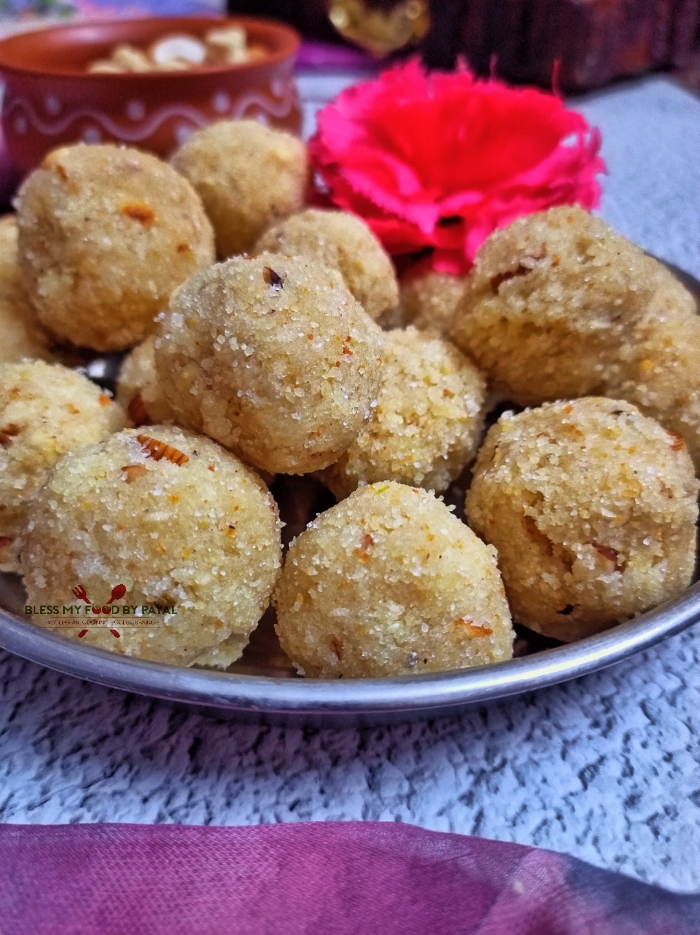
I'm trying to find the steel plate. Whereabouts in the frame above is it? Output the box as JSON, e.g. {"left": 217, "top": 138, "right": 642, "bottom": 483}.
{"left": 1, "top": 261, "right": 698, "bottom": 726}
{"left": 1, "top": 576, "right": 699, "bottom": 726}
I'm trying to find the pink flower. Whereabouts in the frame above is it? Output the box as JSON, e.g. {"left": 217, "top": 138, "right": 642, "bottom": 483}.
{"left": 309, "top": 60, "right": 605, "bottom": 273}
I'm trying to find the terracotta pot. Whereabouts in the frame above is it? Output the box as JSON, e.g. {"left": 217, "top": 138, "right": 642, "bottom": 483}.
{"left": 0, "top": 16, "right": 303, "bottom": 176}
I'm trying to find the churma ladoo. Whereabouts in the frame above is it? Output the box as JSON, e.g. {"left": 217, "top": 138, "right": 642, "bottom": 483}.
{"left": 274, "top": 481, "right": 514, "bottom": 678}
{"left": 155, "top": 253, "right": 383, "bottom": 475}
{"left": 399, "top": 268, "right": 469, "bottom": 336}
{"left": 255, "top": 208, "right": 399, "bottom": 321}
{"left": 0, "top": 216, "right": 54, "bottom": 363}
{"left": 171, "top": 120, "right": 308, "bottom": 258}
{"left": 323, "top": 327, "right": 487, "bottom": 498}
{"left": 466, "top": 398, "right": 698, "bottom": 643}
{"left": 117, "top": 336, "right": 176, "bottom": 426}
{"left": 451, "top": 205, "right": 695, "bottom": 406}
{"left": 16, "top": 143, "right": 215, "bottom": 352}
{"left": 0, "top": 360, "right": 127, "bottom": 572}
{"left": 21, "top": 426, "right": 282, "bottom": 667}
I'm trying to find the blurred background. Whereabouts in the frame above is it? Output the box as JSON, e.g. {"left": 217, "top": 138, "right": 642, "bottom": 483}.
{"left": 0, "top": 0, "right": 224, "bottom": 35}
{"left": 225, "top": 0, "right": 700, "bottom": 92}
{"left": 1, "top": 0, "right": 698, "bottom": 92}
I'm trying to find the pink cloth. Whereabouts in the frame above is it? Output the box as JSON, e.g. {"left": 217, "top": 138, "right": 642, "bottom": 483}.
{"left": 0, "top": 822, "right": 698, "bottom": 934}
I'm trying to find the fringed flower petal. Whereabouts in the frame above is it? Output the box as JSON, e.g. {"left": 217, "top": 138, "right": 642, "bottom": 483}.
{"left": 309, "top": 59, "right": 605, "bottom": 273}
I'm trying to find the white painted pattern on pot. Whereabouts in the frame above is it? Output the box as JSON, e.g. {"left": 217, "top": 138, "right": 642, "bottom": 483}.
{"left": 211, "top": 91, "right": 231, "bottom": 114}
{"left": 44, "top": 95, "right": 61, "bottom": 116}
{"left": 230, "top": 80, "right": 296, "bottom": 120}
{"left": 4, "top": 97, "right": 210, "bottom": 141}
{"left": 126, "top": 100, "right": 146, "bottom": 121}
{"left": 3, "top": 79, "right": 296, "bottom": 143}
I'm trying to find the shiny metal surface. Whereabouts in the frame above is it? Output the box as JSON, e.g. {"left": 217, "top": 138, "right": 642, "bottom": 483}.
{"left": 1, "top": 579, "right": 699, "bottom": 726}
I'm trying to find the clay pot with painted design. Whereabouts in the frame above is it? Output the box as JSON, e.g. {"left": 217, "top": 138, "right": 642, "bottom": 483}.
{"left": 0, "top": 16, "right": 302, "bottom": 176}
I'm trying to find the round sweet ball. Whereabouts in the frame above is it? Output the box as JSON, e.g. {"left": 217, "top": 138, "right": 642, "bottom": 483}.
{"left": 255, "top": 209, "right": 398, "bottom": 321}
{"left": 323, "top": 327, "right": 487, "bottom": 498}
{"left": 117, "top": 336, "right": 176, "bottom": 427}
{"left": 16, "top": 143, "right": 215, "bottom": 352}
{"left": 451, "top": 205, "right": 688, "bottom": 407}
{"left": 22, "top": 426, "right": 282, "bottom": 668}
{"left": 0, "top": 360, "right": 127, "bottom": 572}
{"left": 274, "top": 481, "right": 514, "bottom": 678}
{"left": 155, "top": 253, "right": 384, "bottom": 475}
{"left": 466, "top": 398, "right": 698, "bottom": 642}
{"left": 399, "top": 268, "right": 469, "bottom": 336}
{"left": 0, "top": 216, "right": 54, "bottom": 363}
{"left": 172, "top": 120, "right": 308, "bottom": 258}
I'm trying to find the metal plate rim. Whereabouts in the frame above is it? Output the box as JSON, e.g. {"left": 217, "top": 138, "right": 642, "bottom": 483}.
{"left": 1, "top": 580, "right": 699, "bottom": 721}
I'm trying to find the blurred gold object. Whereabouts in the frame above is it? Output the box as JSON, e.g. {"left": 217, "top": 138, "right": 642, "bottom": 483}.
{"left": 328, "top": 0, "right": 430, "bottom": 57}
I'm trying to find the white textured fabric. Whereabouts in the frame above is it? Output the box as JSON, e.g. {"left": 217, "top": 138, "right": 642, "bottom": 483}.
{"left": 1, "top": 75, "right": 699, "bottom": 894}
{"left": 576, "top": 78, "right": 700, "bottom": 280}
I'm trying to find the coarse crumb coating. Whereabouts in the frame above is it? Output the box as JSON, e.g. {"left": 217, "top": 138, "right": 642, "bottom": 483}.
{"left": 451, "top": 205, "right": 695, "bottom": 406}
{"left": 605, "top": 310, "right": 700, "bottom": 474}
{"left": 255, "top": 209, "right": 398, "bottom": 321}
{"left": 172, "top": 120, "right": 308, "bottom": 258}
{"left": 16, "top": 143, "right": 215, "bottom": 352}
{"left": 155, "top": 253, "right": 384, "bottom": 475}
{"left": 117, "top": 336, "right": 274, "bottom": 486}
{"left": 399, "top": 269, "right": 469, "bottom": 336}
{"left": 323, "top": 327, "right": 487, "bottom": 498}
{"left": 21, "top": 425, "right": 282, "bottom": 667}
{"left": 274, "top": 481, "right": 514, "bottom": 678}
{"left": 117, "top": 336, "right": 176, "bottom": 426}
{"left": 466, "top": 398, "right": 698, "bottom": 642}
{"left": 650, "top": 265, "right": 698, "bottom": 318}
{"left": 0, "top": 216, "right": 54, "bottom": 363}
{"left": 0, "top": 360, "right": 127, "bottom": 572}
